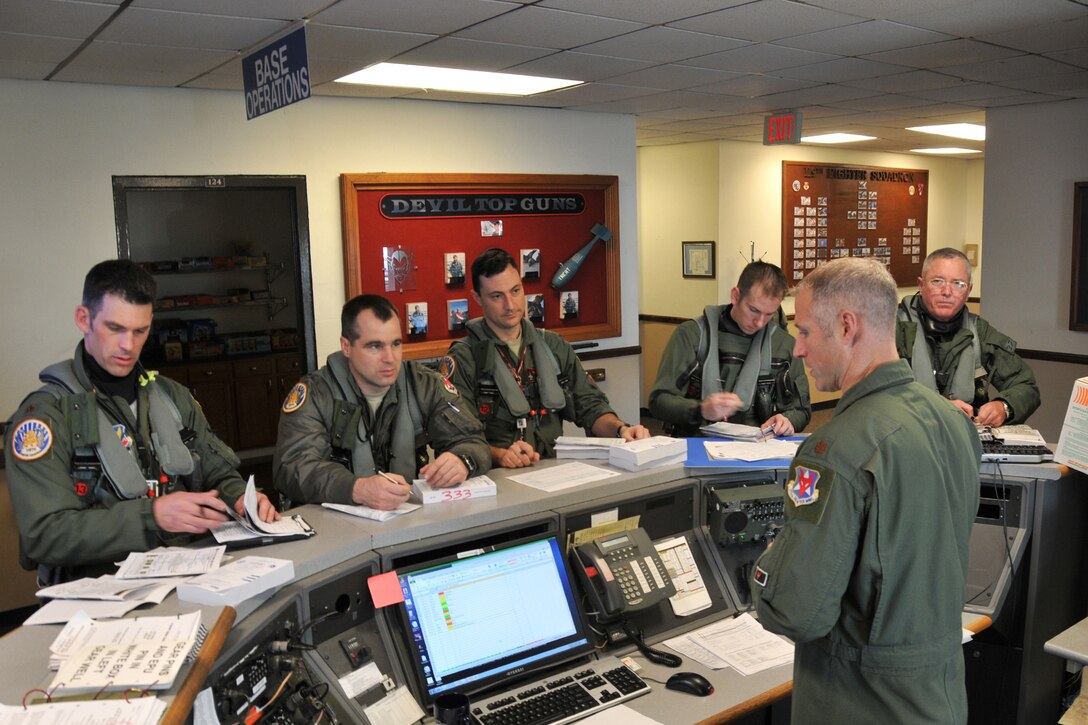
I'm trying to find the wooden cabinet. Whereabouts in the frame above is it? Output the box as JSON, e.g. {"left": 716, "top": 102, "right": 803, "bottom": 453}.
{"left": 182, "top": 361, "right": 238, "bottom": 448}
{"left": 233, "top": 357, "right": 280, "bottom": 450}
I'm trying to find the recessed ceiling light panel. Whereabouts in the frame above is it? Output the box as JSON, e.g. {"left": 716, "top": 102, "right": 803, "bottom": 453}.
{"left": 800, "top": 133, "right": 877, "bottom": 144}
{"left": 906, "top": 123, "right": 985, "bottom": 141}
{"left": 910, "top": 147, "right": 982, "bottom": 154}
{"left": 336, "top": 62, "right": 582, "bottom": 96}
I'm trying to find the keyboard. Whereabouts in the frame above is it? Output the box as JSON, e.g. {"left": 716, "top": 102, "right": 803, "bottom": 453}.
{"left": 469, "top": 656, "right": 650, "bottom": 725}
{"left": 980, "top": 441, "right": 1054, "bottom": 463}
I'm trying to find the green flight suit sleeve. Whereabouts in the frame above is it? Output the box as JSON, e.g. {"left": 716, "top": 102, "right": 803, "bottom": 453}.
{"left": 752, "top": 459, "right": 865, "bottom": 643}
{"left": 547, "top": 333, "right": 615, "bottom": 432}
{"left": 272, "top": 375, "right": 359, "bottom": 505}
{"left": 5, "top": 393, "right": 159, "bottom": 571}
{"left": 648, "top": 320, "right": 704, "bottom": 426}
{"left": 159, "top": 378, "right": 246, "bottom": 507}
{"left": 976, "top": 318, "right": 1041, "bottom": 423}
{"left": 445, "top": 342, "right": 479, "bottom": 417}
{"left": 412, "top": 366, "right": 491, "bottom": 474}
{"left": 780, "top": 350, "right": 812, "bottom": 433}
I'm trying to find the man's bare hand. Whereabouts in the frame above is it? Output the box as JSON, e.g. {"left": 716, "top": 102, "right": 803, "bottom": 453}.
{"left": 352, "top": 473, "right": 411, "bottom": 511}
{"left": 152, "top": 490, "right": 230, "bottom": 534}
{"left": 421, "top": 452, "right": 469, "bottom": 488}
{"left": 496, "top": 441, "right": 539, "bottom": 468}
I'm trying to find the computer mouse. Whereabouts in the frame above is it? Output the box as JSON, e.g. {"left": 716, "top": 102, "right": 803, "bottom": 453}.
{"left": 665, "top": 671, "right": 714, "bottom": 697}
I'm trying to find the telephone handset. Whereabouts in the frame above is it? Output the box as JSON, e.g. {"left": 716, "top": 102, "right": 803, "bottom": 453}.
{"left": 574, "top": 528, "right": 677, "bottom": 618}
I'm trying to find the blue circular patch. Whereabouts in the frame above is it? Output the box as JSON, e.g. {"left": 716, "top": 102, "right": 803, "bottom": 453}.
{"left": 282, "top": 382, "right": 308, "bottom": 414}
{"left": 12, "top": 418, "right": 53, "bottom": 461}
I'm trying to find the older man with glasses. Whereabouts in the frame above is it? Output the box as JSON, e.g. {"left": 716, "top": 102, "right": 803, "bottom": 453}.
{"left": 896, "top": 247, "right": 1040, "bottom": 425}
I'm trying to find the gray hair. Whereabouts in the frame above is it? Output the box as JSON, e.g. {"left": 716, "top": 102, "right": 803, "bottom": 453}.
{"left": 796, "top": 258, "right": 897, "bottom": 339}
{"left": 921, "top": 247, "right": 973, "bottom": 282}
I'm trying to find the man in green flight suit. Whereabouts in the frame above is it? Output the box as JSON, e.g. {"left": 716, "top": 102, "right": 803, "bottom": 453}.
{"left": 752, "top": 257, "right": 980, "bottom": 724}
{"left": 6, "top": 260, "right": 280, "bottom": 586}
{"left": 649, "top": 261, "right": 811, "bottom": 436}
{"left": 897, "top": 247, "right": 1040, "bottom": 426}
{"left": 444, "top": 248, "right": 649, "bottom": 469}
{"left": 274, "top": 294, "right": 490, "bottom": 509}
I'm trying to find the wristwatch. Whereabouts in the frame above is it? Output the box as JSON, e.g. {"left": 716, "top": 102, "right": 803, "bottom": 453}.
{"left": 458, "top": 453, "right": 477, "bottom": 477}
{"left": 1000, "top": 400, "right": 1013, "bottom": 422}
{"left": 616, "top": 423, "right": 628, "bottom": 438}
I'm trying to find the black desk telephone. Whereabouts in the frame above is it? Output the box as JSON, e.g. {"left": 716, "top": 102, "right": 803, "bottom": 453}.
{"left": 573, "top": 528, "right": 677, "bottom": 618}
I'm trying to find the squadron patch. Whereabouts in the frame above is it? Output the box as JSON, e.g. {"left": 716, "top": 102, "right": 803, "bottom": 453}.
{"left": 753, "top": 565, "right": 769, "bottom": 588}
{"left": 12, "top": 418, "right": 53, "bottom": 461}
{"left": 113, "top": 424, "right": 135, "bottom": 451}
{"left": 443, "top": 378, "right": 458, "bottom": 395}
{"left": 439, "top": 355, "right": 456, "bottom": 378}
{"left": 788, "top": 466, "right": 821, "bottom": 507}
{"left": 282, "top": 382, "right": 308, "bottom": 414}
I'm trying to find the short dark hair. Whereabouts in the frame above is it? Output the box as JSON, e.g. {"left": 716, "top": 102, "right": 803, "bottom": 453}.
{"left": 737, "top": 261, "right": 788, "bottom": 301}
{"left": 341, "top": 294, "right": 398, "bottom": 341}
{"left": 471, "top": 248, "right": 518, "bottom": 292}
{"left": 82, "top": 259, "right": 157, "bottom": 316}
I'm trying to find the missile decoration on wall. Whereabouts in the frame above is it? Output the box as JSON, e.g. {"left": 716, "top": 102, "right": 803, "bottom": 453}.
{"left": 550, "top": 223, "right": 611, "bottom": 289}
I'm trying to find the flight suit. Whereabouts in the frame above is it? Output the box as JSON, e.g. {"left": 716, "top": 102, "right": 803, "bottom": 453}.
{"left": 446, "top": 320, "right": 615, "bottom": 458}
{"left": 649, "top": 305, "right": 811, "bottom": 435}
{"left": 273, "top": 354, "right": 490, "bottom": 505}
{"left": 896, "top": 294, "right": 1040, "bottom": 423}
{"left": 752, "top": 361, "right": 981, "bottom": 724}
{"left": 5, "top": 344, "right": 246, "bottom": 583}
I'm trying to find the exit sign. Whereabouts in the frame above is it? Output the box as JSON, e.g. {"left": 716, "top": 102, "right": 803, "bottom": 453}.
{"left": 764, "top": 111, "right": 803, "bottom": 145}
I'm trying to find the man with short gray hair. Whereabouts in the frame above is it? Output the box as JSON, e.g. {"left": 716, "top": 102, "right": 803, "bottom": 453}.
{"left": 752, "top": 257, "right": 980, "bottom": 724}
{"left": 897, "top": 247, "right": 1039, "bottom": 425}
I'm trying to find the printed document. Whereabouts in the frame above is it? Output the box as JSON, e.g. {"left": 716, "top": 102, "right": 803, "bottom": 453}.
{"left": 507, "top": 462, "right": 620, "bottom": 492}
{"left": 664, "top": 613, "right": 793, "bottom": 675}
{"left": 116, "top": 545, "right": 225, "bottom": 579}
{"left": 0, "top": 697, "right": 165, "bottom": 725}
{"left": 704, "top": 439, "right": 800, "bottom": 462}
{"left": 654, "top": 536, "right": 712, "bottom": 617}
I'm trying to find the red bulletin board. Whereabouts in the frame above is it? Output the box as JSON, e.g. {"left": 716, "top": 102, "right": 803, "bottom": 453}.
{"left": 781, "top": 162, "right": 929, "bottom": 286}
{"left": 340, "top": 173, "right": 622, "bottom": 359}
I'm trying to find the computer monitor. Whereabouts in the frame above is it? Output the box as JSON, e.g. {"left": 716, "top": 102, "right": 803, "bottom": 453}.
{"left": 394, "top": 534, "right": 592, "bottom": 705}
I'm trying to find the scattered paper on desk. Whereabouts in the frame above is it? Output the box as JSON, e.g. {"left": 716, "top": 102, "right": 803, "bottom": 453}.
{"left": 177, "top": 556, "right": 294, "bottom": 607}
{"left": 340, "top": 661, "right": 384, "bottom": 699}
{"left": 579, "top": 704, "right": 663, "bottom": 724}
{"left": 116, "top": 545, "right": 225, "bottom": 579}
{"left": 507, "top": 462, "right": 620, "bottom": 492}
{"left": 655, "top": 536, "right": 712, "bottom": 617}
{"left": 555, "top": 436, "right": 624, "bottom": 459}
{"left": 323, "top": 501, "right": 420, "bottom": 521}
{"left": 0, "top": 697, "right": 166, "bottom": 725}
{"left": 665, "top": 613, "right": 793, "bottom": 675}
{"left": 700, "top": 422, "right": 766, "bottom": 439}
{"left": 363, "top": 685, "right": 426, "bottom": 725}
{"left": 49, "top": 611, "right": 203, "bottom": 671}
{"left": 24, "top": 598, "right": 146, "bottom": 625}
{"left": 704, "top": 439, "right": 799, "bottom": 462}
{"left": 413, "top": 475, "right": 497, "bottom": 504}
{"left": 37, "top": 574, "right": 178, "bottom": 602}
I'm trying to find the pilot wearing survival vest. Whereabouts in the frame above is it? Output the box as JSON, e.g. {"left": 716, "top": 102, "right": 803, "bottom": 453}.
{"left": 6, "top": 260, "right": 279, "bottom": 586}
{"left": 273, "top": 294, "right": 489, "bottom": 510}
{"left": 650, "top": 261, "right": 811, "bottom": 437}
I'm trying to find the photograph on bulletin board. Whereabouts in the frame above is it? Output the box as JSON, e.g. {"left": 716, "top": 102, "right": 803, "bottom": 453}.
{"left": 781, "top": 162, "right": 928, "bottom": 287}
{"left": 340, "top": 173, "right": 622, "bottom": 359}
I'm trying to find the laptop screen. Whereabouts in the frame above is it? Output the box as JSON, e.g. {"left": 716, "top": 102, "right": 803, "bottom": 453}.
{"left": 395, "top": 535, "right": 591, "bottom": 702}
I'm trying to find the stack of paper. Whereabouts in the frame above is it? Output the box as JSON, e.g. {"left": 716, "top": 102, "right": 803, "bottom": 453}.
{"left": 116, "top": 546, "right": 226, "bottom": 579}
{"left": 177, "top": 556, "right": 294, "bottom": 607}
{"left": 555, "top": 436, "right": 625, "bottom": 459}
{"left": 26, "top": 575, "right": 180, "bottom": 626}
{"left": 323, "top": 501, "right": 420, "bottom": 522}
{"left": 608, "top": 436, "right": 687, "bottom": 471}
{"left": 48, "top": 611, "right": 204, "bottom": 694}
{"left": 704, "top": 439, "right": 800, "bottom": 462}
{"left": 663, "top": 612, "right": 793, "bottom": 676}
{"left": 213, "top": 475, "right": 315, "bottom": 545}
{"left": 699, "top": 422, "right": 767, "bottom": 439}
{"left": 413, "top": 475, "right": 496, "bottom": 504}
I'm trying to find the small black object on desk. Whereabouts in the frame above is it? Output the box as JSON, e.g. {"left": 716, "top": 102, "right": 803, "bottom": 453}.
{"left": 666, "top": 672, "right": 714, "bottom": 697}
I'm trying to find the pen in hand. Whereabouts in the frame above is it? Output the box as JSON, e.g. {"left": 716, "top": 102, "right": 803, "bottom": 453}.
{"left": 376, "top": 470, "right": 410, "bottom": 488}
{"left": 759, "top": 425, "right": 776, "bottom": 440}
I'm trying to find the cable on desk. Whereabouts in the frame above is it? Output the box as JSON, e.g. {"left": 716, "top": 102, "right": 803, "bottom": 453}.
{"left": 621, "top": 618, "right": 682, "bottom": 668}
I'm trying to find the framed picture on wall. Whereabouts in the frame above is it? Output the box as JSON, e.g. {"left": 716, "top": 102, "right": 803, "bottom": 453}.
{"left": 682, "top": 241, "right": 716, "bottom": 279}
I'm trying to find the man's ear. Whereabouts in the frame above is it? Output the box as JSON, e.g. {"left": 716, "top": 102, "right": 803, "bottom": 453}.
{"left": 340, "top": 336, "right": 351, "bottom": 357}
{"left": 730, "top": 287, "right": 740, "bottom": 307}
{"left": 470, "top": 290, "right": 482, "bottom": 306}
{"left": 839, "top": 309, "right": 861, "bottom": 346}
{"left": 75, "top": 305, "right": 92, "bottom": 335}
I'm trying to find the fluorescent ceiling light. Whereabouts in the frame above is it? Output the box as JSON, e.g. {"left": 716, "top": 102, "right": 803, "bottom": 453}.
{"left": 910, "top": 147, "right": 982, "bottom": 154}
{"left": 906, "top": 123, "right": 986, "bottom": 141}
{"left": 801, "top": 133, "right": 877, "bottom": 144}
{"left": 336, "top": 62, "right": 582, "bottom": 96}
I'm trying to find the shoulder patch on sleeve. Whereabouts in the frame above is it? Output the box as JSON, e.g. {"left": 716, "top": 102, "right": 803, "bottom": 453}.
{"left": 786, "top": 461, "right": 835, "bottom": 523}
{"left": 443, "top": 378, "right": 458, "bottom": 395}
{"left": 282, "top": 382, "right": 308, "bottom": 414}
{"left": 11, "top": 418, "right": 53, "bottom": 461}
{"left": 439, "top": 355, "right": 456, "bottom": 378}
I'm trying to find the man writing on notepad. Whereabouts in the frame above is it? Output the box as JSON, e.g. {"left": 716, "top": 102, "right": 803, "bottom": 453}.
{"left": 274, "top": 294, "right": 490, "bottom": 510}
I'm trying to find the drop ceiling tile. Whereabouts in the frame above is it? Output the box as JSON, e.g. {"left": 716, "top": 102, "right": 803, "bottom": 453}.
{"left": 56, "top": 40, "right": 236, "bottom": 77}
{"left": 833, "top": 93, "right": 941, "bottom": 111}
{"left": 454, "top": 5, "right": 645, "bottom": 49}
{"left": 506, "top": 52, "right": 654, "bottom": 82}
{"left": 977, "top": 15, "right": 1088, "bottom": 54}
{"left": 801, "top": 0, "right": 964, "bottom": 23}
{"left": 538, "top": 0, "right": 747, "bottom": 24}
{"left": 309, "top": 81, "right": 414, "bottom": 98}
{"left": 894, "top": 0, "right": 1087, "bottom": 37}
{"left": 940, "top": 54, "right": 1083, "bottom": 83}
{"left": 304, "top": 24, "right": 435, "bottom": 62}
{"left": 510, "top": 81, "right": 660, "bottom": 107}
{"left": 903, "top": 82, "right": 1027, "bottom": 102}
{"left": 751, "top": 82, "right": 881, "bottom": 108}
{"left": 685, "top": 44, "right": 839, "bottom": 73}
{"left": 863, "top": 38, "right": 1022, "bottom": 69}
{"left": 311, "top": 0, "right": 518, "bottom": 33}
{"left": 0, "top": 32, "right": 83, "bottom": 63}
{"left": 134, "top": 0, "right": 329, "bottom": 20}
{"left": 394, "top": 37, "right": 555, "bottom": 71}
{"left": 602, "top": 64, "right": 744, "bottom": 90}
{"left": 686, "top": 73, "right": 821, "bottom": 97}
{"left": 0, "top": 59, "right": 58, "bottom": 80}
{"left": 670, "top": 0, "right": 867, "bottom": 43}
{"left": 53, "top": 64, "right": 201, "bottom": 86}
{"left": 0, "top": 0, "right": 118, "bottom": 38}
{"left": 576, "top": 26, "right": 749, "bottom": 63}
{"left": 1045, "top": 48, "right": 1088, "bottom": 70}
{"left": 97, "top": 7, "right": 289, "bottom": 49}
{"left": 907, "top": 104, "right": 984, "bottom": 118}
{"left": 844, "top": 69, "right": 963, "bottom": 92}
{"left": 1002, "top": 70, "right": 1088, "bottom": 96}
{"left": 971, "top": 91, "right": 1071, "bottom": 107}
{"left": 775, "top": 20, "right": 953, "bottom": 56}
{"left": 776, "top": 57, "right": 910, "bottom": 83}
